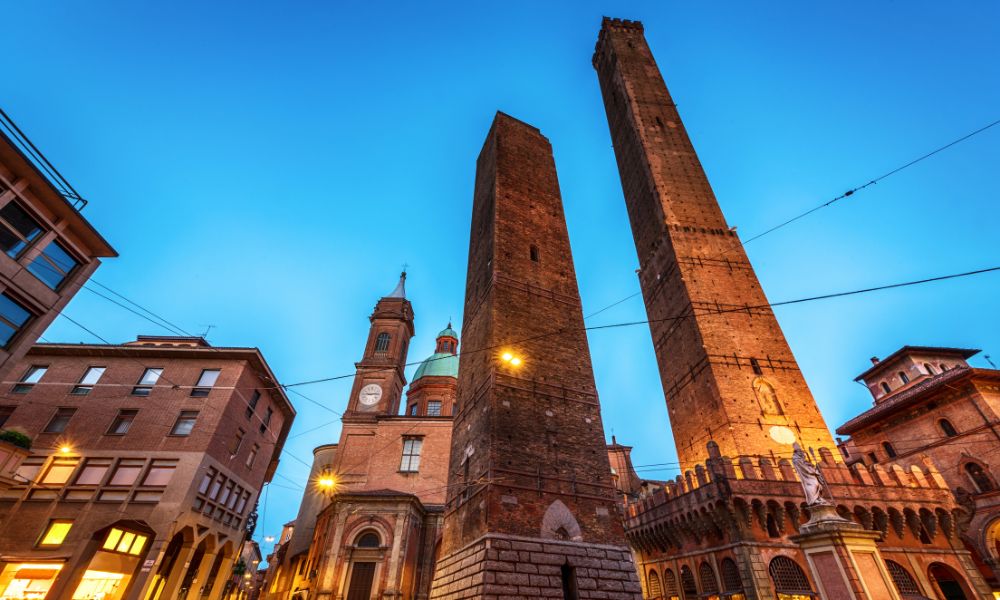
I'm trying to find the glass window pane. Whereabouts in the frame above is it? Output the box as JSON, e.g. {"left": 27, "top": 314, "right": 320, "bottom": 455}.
{"left": 40, "top": 521, "right": 73, "bottom": 546}
{"left": 0, "top": 226, "right": 24, "bottom": 257}
{"left": 21, "top": 366, "right": 47, "bottom": 384}
{"left": 196, "top": 370, "right": 220, "bottom": 387}
{"left": 142, "top": 465, "right": 175, "bottom": 487}
{"left": 0, "top": 293, "right": 30, "bottom": 326}
{"left": 116, "top": 531, "right": 136, "bottom": 553}
{"left": 80, "top": 367, "right": 106, "bottom": 385}
{"left": 0, "top": 201, "right": 42, "bottom": 257}
{"left": 109, "top": 464, "right": 143, "bottom": 486}
{"left": 41, "top": 459, "right": 79, "bottom": 485}
{"left": 102, "top": 529, "right": 123, "bottom": 550}
{"left": 139, "top": 368, "right": 163, "bottom": 385}
{"left": 129, "top": 535, "right": 147, "bottom": 555}
{"left": 15, "top": 458, "right": 44, "bottom": 482}
{"left": 171, "top": 411, "right": 197, "bottom": 436}
{"left": 76, "top": 461, "right": 111, "bottom": 485}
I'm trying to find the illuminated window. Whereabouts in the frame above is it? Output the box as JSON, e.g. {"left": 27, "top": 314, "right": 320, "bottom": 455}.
{"left": 43, "top": 407, "right": 76, "bottom": 433}
{"left": 170, "top": 411, "right": 198, "bottom": 436}
{"left": 12, "top": 365, "right": 46, "bottom": 393}
{"left": 132, "top": 368, "right": 163, "bottom": 396}
{"left": 107, "top": 410, "right": 138, "bottom": 435}
{"left": 101, "top": 528, "right": 148, "bottom": 555}
{"left": 191, "top": 369, "right": 220, "bottom": 397}
{"left": 41, "top": 458, "right": 79, "bottom": 485}
{"left": 769, "top": 557, "right": 815, "bottom": 599}
{"left": 427, "top": 401, "right": 442, "bottom": 416}
{"left": 400, "top": 437, "right": 422, "bottom": 472}
{"left": 28, "top": 241, "right": 79, "bottom": 289}
{"left": 37, "top": 520, "right": 73, "bottom": 547}
{"left": 0, "top": 292, "right": 32, "bottom": 348}
{"left": 71, "top": 366, "right": 106, "bottom": 395}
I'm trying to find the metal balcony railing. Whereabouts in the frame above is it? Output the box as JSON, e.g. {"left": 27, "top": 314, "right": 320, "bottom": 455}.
{"left": 0, "top": 107, "right": 88, "bottom": 210}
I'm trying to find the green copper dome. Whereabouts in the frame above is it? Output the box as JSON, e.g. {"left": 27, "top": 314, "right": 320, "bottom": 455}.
{"left": 438, "top": 325, "right": 459, "bottom": 339}
{"left": 412, "top": 352, "right": 459, "bottom": 380}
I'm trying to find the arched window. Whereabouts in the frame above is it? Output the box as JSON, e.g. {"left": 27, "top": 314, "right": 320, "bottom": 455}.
{"left": 965, "top": 462, "right": 995, "bottom": 493}
{"left": 940, "top": 363, "right": 949, "bottom": 371}
{"left": 881, "top": 382, "right": 891, "bottom": 394}
{"left": 720, "top": 558, "right": 744, "bottom": 597}
{"left": 374, "top": 332, "right": 391, "bottom": 354}
{"left": 769, "top": 557, "right": 815, "bottom": 599}
{"left": 939, "top": 419, "right": 958, "bottom": 437}
{"left": 355, "top": 531, "right": 380, "bottom": 548}
{"left": 680, "top": 566, "right": 698, "bottom": 598}
{"left": 884, "top": 560, "right": 921, "bottom": 597}
{"left": 662, "top": 569, "right": 678, "bottom": 600}
{"left": 766, "top": 514, "right": 781, "bottom": 538}
{"left": 699, "top": 562, "right": 720, "bottom": 594}
{"left": 924, "top": 363, "right": 936, "bottom": 375}
{"left": 899, "top": 371, "right": 910, "bottom": 384}
{"left": 647, "top": 570, "right": 662, "bottom": 597}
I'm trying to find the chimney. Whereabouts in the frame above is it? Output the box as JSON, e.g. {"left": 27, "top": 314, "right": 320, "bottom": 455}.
{"left": 870, "top": 356, "right": 880, "bottom": 365}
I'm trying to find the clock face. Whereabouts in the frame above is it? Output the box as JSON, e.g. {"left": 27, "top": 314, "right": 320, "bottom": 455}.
{"left": 358, "top": 383, "right": 383, "bottom": 407}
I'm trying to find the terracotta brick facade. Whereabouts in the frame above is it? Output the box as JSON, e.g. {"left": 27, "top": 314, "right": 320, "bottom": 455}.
{"left": 0, "top": 336, "right": 295, "bottom": 600}
{"left": 430, "top": 112, "right": 640, "bottom": 599}
{"left": 593, "top": 18, "right": 836, "bottom": 467}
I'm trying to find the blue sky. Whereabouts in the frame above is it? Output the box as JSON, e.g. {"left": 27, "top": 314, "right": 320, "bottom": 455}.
{"left": 4, "top": 2, "right": 998, "bottom": 553}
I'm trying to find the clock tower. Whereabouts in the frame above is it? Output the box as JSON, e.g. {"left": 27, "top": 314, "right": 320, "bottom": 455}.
{"left": 344, "top": 272, "right": 414, "bottom": 418}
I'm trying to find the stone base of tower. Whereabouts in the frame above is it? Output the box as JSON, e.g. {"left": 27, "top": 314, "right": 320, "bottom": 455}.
{"left": 429, "top": 533, "right": 642, "bottom": 600}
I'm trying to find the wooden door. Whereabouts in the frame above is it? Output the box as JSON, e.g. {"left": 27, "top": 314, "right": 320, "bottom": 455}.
{"left": 346, "top": 562, "right": 376, "bottom": 600}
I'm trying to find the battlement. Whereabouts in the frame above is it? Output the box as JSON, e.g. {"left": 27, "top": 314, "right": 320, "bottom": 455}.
{"left": 601, "top": 17, "right": 644, "bottom": 32}
{"left": 593, "top": 17, "right": 645, "bottom": 68}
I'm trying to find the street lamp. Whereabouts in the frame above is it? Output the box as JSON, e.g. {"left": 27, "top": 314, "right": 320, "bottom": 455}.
{"left": 500, "top": 351, "right": 523, "bottom": 367}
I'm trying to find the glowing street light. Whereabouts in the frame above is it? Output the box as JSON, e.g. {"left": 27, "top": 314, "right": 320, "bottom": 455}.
{"left": 59, "top": 445, "right": 72, "bottom": 454}
{"left": 500, "top": 351, "right": 523, "bottom": 367}
{"left": 263, "top": 535, "right": 275, "bottom": 543}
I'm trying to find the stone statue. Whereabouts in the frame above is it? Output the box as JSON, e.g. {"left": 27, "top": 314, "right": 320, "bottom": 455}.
{"left": 792, "top": 443, "right": 831, "bottom": 506}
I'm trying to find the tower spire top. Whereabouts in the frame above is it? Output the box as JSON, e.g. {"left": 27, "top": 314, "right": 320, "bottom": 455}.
{"left": 386, "top": 270, "right": 406, "bottom": 299}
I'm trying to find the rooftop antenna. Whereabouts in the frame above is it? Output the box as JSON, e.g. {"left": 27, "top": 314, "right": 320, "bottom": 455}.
{"left": 199, "top": 324, "right": 216, "bottom": 339}
{"left": 986, "top": 354, "right": 997, "bottom": 369}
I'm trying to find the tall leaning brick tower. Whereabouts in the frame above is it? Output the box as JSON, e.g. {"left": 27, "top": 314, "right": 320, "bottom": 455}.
{"left": 429, "top": 112, "right": 641, "bottom": 599}
{"left": 593, "top": 17, "right": 837, "bottom": 468}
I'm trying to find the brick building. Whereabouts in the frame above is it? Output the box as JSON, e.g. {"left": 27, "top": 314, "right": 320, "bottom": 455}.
{"left": 837, "top": 346, "right": 1000, "bottom": 590}
{"left": 262, "top": 275, "right": 460, "bottom": 600}
{"left": 0, "top": 109, "right": 116, "bottom": 383}
{"left": 593, "top": 16, "right": 990, "bottom": 600}
{"left": 429, "top": 112, "right": 640, "bottom": 599}
{"left": 0, "top": 335, "right": 294, "bottom": 600}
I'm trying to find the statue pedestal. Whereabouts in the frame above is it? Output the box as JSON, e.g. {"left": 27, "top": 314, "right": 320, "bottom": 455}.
{"left": 791, "top": 505, "right": 901, "bottom": 600}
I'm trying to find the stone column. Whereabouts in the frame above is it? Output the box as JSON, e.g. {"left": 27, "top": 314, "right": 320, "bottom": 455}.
{"left": 205, "top": 554, "right": 236, "bottom": 600}
{"left": 183, "top": 550, "right": 218, "bottom": 600}
{"left": 792, "top": 505, "right": 900, "bottom": 600}
{"left": 157, "top": 542, "right": 198, "bottom": 600}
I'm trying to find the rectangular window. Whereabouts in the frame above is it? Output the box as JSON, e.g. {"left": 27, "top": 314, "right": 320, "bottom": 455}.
{"left": 400, "top": 437, "right": 423, "bottom": 472}
{"left": 170, "top": 410, "right": 198, "bottom": 436}
{"left": 230, "top": 429, "right": 245, "bottom": 455}
{"left": 235, "top": 491, "right": 250, "bottom": 514}
{"left": 198, "top": 468, "right": 217, "bottom": 494}
{"left": 228, "top": 485, "right": 242, "bottom": 509}
{"left": 71, "top": 366, "right": 106, "bottom": 395}
{"left": 141, "top": 460, "right": 177, "bottom": 487}
{"left": 427, "top": 401, "right": 442, "bottom": 416}
{"left": 28, "top": 240, "right": 80, "bottom": 289}
{"left": 43, "top": 407, "right": 76, "bottom": 433}
{"left": 0, "top": 405, "right": 13, "bottom": 427}
{"left": 40, "top": 457, "right": 80, "bottom": 485}
{"left": 12, "top": 365, "right": 46, "bottom": 393}
{"left": 15, "top": 456, "right": 44, "bottom": 483}
{"left": 208, "top": 474, "right": 224, "bottom": 500}
{"left": 74, "top": 459, "right": 112, "bottom": 486}
{"left": 191, "top": 369, "right": 220, "bottom": 397}
{"left": 37, "top": 519, "right": 73, "bottom": 547}
{"left": 0, "top": 200, "right": 43, "bottom": 258}
{"left": 409, "top": 404, "right": 417, "bottom": 416}
{"left": 109, "top": 459, "right": 145, "bottom": 486}
{"left": 132, "top": 368, "right": 163, "bottom": 396}
{"left": 219, "top": 480, "right": 235, "bottom": 505}
{"left": 260, "top": 407, "right": 273, "bottom": 434}
{"left": 0, "top": 292, "right": 32, "bottom": 348}
{"left": 246, "top": 444, "right": 259, "bottom": 468}
{"left": 107, "top": 409, "right": 138, "bottom": 435}
{"left": 246, "top": 390, "right": 260, "bottom": 419}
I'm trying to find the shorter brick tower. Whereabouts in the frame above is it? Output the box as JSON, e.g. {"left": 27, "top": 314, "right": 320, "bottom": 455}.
{"left": 430, "top": 113, "right": 641, "bottom": 599}
{"left": 344, "top": 272, "right": 414, "bottom": 418}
